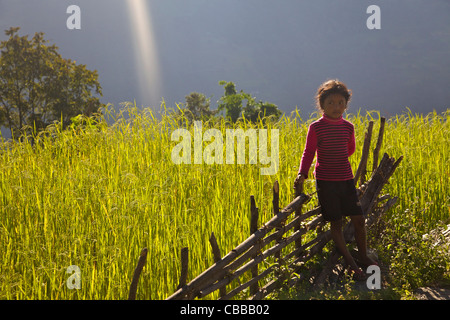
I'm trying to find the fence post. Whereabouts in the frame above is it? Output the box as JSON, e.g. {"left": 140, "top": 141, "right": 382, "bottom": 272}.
{"left": 273, "top": 181, "right": 281, "bottom": 263}
{"left": 209, "top": 232, "right": 226, "bottom": 298}
{"left": 250, "top": 195, "right": 259, "bottom": 296}
{"left": 354, "top": 121, "right": 373, "bottom": 186}
{"left": 128, "top": 247, "right": 148, "bottom": 300}
{"left": 177, "top": 247, "right": 189, "bottom": 291}
{"left": 372, "top": 117, "right": 385, "bottom": 172}
{"left": 294, "top": 182, "right": 303, "bottom": 258}
{"left": 272, "top": 180, "right": 279, "bottom": 214}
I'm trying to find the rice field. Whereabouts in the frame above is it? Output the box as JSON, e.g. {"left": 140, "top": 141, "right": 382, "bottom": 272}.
{"left": 0, "top": 105, "right": 448, "bottom": 299}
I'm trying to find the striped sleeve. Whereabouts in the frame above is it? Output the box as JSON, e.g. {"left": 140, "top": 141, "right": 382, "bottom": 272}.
{"left": 298, "top": 123, "right": 317, "bottom": 178}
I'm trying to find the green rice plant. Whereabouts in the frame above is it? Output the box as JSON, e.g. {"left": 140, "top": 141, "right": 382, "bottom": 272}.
{"left": 0, "top": 104, "right": 448, "bottom": 299}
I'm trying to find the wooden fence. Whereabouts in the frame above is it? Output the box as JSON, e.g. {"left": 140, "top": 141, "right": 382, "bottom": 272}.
{"left": 128, "top": 117, "right": 402, "bottom": 300}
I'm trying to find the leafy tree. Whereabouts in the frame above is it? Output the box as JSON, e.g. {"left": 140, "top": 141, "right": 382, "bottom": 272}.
{"left": 217, "top": 80, "right": 247, "bottom": 123}
{"left": 218, "top": 80, "right": 282, "bottom": 123}
{"left": 0, "top": 27, "right": 103, "bottom": 138}
{"left": 181, "top": 92, "right": 218, "bottom": 122}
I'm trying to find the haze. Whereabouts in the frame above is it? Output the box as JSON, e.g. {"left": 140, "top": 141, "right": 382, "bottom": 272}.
{"left": 0, "top": 0, "right": 449, "bottom": 119}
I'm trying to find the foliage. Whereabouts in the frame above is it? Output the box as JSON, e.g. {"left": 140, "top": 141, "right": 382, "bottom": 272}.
{"left": 176, "top": 81, "right": 282, "bottom": 125}
{"left": 242, "top": 99, "right": 282, "bottom": 124}
{"left": 217, "top": 80, "right": 282, "bottom": 123}
{"left": 370, "top": 214, "right": 450, "bottom": 295}
{"left": 178, "top": 92, "right": 218, "bottom": 123}
{"left": 217, "top": 80, "right": 243, "bottom": 123}
{"left": 0, "top": 27, "right": 104, "bottom": 138}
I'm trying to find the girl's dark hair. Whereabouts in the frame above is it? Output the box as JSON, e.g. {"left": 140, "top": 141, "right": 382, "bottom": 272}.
{"left": 315, "top": 79, "right": 352, "bottom": 110}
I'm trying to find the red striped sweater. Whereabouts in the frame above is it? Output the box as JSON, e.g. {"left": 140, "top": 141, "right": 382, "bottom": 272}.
{"left": 298, "top": 114, "right": 356, "bottom": 181}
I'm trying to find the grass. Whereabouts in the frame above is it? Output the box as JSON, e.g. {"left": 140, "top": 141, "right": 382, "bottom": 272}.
{"left": 0, "top": 104, "right": 448, "bottom": 299}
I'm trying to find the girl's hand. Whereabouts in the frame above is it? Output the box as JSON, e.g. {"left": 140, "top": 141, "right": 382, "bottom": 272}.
{"left": 293, "top": 174, "right": 305, "bottom": 193}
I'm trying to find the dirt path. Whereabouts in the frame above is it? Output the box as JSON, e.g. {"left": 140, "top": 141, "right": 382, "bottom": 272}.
{"left": 414, "top": 287, "right": 450, "bottom": 300}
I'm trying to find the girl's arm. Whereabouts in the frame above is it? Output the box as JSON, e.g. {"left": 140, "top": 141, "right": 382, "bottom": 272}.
{"left": 298, "top": 124, "right": 317, "bottom": 178}
{"left": 348, "top": 124, "right": 356, "bottom": 156}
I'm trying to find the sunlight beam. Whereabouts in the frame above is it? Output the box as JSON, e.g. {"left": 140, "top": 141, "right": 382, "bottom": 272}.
{"left": 126, "top": 0, "right": 162, "bottom": 108}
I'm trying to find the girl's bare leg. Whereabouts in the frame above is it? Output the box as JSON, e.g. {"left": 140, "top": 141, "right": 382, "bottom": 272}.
{"left": 330, "top": 219, "right": 359, "bottom": 270}
{"left": 351, "top": 215, "right": 377, "bottom": 266}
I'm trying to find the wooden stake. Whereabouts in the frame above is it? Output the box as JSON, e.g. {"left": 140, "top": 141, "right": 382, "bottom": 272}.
{"left": 294, "top": 179, "right": 303, "bottom": 257}
{"left": 372, "top": 117, "right": 386, "bottom": 172}
{"left": 177, "top": 247, "right": 189, "bottom": 291}
{"left": 273, "top": 181, "right": 281, "bottom": 262}
{"left": 128, "top": 247, "right": 148, "bottom": 300}
{"left": 272, "top": 180, "right": 279, "bottom": 215}
{"left": 209, "top": 232, "right": 226, "bottom": 298}
{"left": 354, "top": 121, "right": 373, "bottom": 186}
{"left": 250, "top": 195, "right": 259, "bottom": 296}
{"left": 250, "top": 195, "right": 259, "bottom": 235}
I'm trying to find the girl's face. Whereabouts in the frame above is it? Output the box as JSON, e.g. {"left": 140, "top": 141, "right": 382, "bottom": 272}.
{"left": 321, "top": 93, "right": 347, "bottom": 119}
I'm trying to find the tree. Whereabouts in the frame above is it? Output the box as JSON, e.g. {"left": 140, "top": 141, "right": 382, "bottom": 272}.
{"left": 242, "top": 100, "right": 282, "bottom": 123}
{"left": 181, "top": 92, "right": 218, "bottom": 122}
{"left": 0, "top": 27, "right": 103, "bottom": 138}
{"left": 218, "top": 80, "right": 282, "bottom": 123}
{"left": 217, "top": 81, "right": 246, "bottom": 123}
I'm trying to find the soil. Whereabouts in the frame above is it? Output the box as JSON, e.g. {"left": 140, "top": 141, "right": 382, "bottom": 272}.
{"left": 414, "top": 287, "right": 450, "bottom": 300}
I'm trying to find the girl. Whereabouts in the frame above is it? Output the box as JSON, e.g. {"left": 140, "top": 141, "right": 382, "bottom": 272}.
{"left": 293, "top": 79, "right": 377, "bottom": 279}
